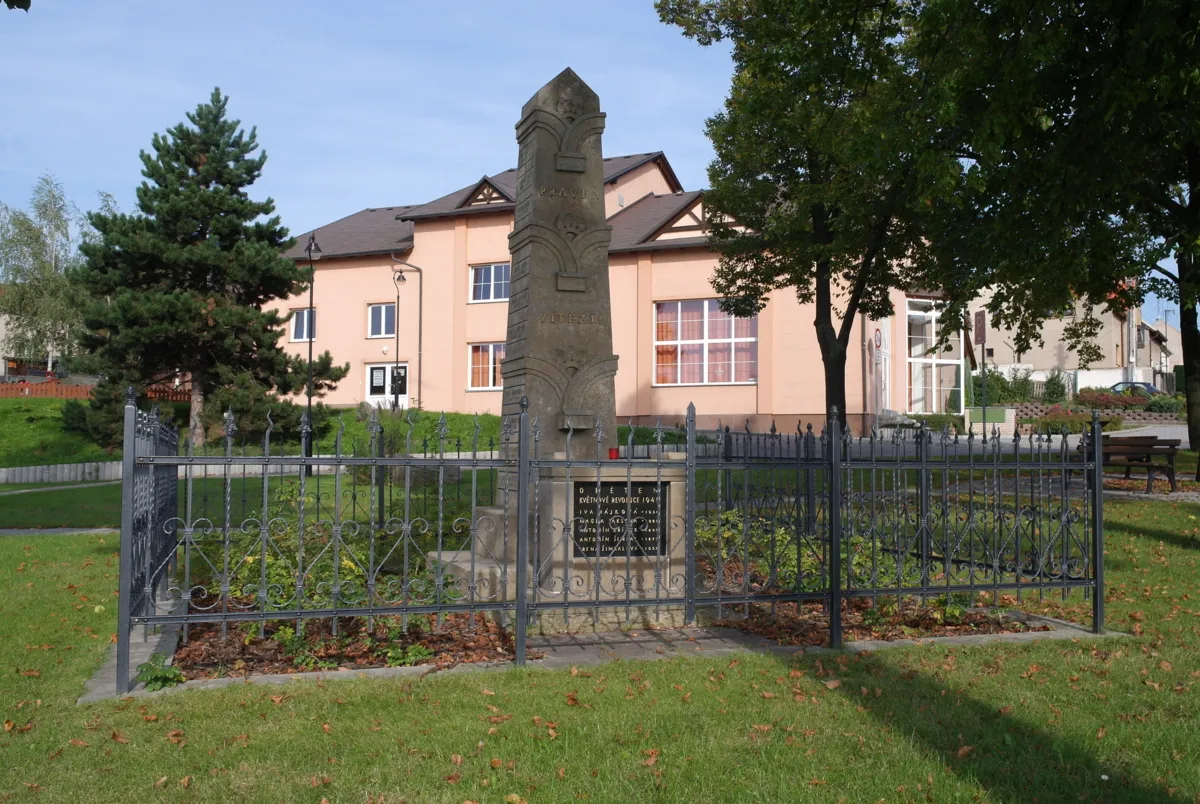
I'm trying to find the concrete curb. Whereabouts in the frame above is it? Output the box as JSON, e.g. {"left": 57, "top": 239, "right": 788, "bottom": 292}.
{"left": 80, "top": 614, "right": 1127, "bottom": 704}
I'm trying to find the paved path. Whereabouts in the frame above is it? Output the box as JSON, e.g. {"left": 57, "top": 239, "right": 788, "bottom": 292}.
{"left": 1117, "top": 423, "right": 1190, "bottom": 448}
{"left": 0, "top": 527, "right": 116, "bottom": 537}
{"left": 0, "top": 480, "right": 121, "bottom": 497}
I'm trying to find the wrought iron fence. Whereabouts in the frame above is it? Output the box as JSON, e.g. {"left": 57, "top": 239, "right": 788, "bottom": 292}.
{"left": 116, "top": 397, "right": 1105, "bottom": 694}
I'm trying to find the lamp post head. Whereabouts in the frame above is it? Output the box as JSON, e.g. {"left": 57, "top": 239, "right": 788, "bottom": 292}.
{"left": 305, "top": 234, "right": 322, "bottom": 261}
{"left": 393, "top": 269, "right": 407, "bottom": 285}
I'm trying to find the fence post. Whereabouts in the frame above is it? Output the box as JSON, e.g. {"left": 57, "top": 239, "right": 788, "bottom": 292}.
{"left": 684, "top": 403, "right": 697, "bottom": 625}
{"left": 377, "top": 419, "right": 386, "bottom": 531}
{"left": 514, "top": 398, "right": 531, "bottom": 665}
{"left": 828, "top": 408, "right": 843, "bottom": 649}
{"left": 1091, "top": 411, "right": 1105, "bottom": 634}
{"left": 917, "top": 422, "right": 931, "bottom": 587}
{"left": 116, "top": 390, "right": 137, "bottom": 695}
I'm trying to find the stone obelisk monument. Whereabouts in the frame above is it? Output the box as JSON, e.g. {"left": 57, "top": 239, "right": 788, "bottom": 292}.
{"left": 501, "top": 68, "right": 617, "bottom": 454}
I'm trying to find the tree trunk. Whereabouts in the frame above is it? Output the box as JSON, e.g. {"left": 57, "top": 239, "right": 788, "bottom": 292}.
{"left": 1177, "top": 254, "right": 1200, "bottom": 480}
{"left": 189, "top": 369, "right": 206, "bottom": 447}
{"left": 821, "top": 342, "right": 849, "bottom": 429}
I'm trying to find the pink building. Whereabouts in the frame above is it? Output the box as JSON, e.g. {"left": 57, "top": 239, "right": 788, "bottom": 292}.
{"left": 275, "top": 152, "right": 961, "bottom": 432}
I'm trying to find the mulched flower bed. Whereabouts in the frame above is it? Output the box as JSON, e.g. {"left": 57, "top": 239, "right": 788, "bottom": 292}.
{"left": 172, "top": 613, "right": 539, "bottom": 680}
{"left": 712, "top": 599, "right": 1052, "bottom": 647}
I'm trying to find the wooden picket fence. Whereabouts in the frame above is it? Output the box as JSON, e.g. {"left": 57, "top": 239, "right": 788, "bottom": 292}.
{"left": 0, "top": 382, "right": 91, "bottom": 399}
{"left": 0, "top": 382, "right": 190, "bottom": 402}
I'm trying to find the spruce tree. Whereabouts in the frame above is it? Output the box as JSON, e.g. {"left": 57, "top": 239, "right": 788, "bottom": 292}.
{"left": 74, "top": 88, "right": 346, "bottom": 445}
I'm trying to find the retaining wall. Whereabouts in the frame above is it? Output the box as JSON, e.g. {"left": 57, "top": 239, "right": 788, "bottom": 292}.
{"left": 1011, "top": 403, "right": 1182, "bottom": 425}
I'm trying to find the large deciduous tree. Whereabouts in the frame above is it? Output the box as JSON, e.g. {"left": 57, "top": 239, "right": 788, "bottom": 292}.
{"left": 74, "top": 88, "right": 346, "bottom": 445}
{"left": 0, "top": 174, "right": 87, "bottom": 370}
{"left": 920, "top": 0, "right": 1199, "bottom": 467}
{"left": 656, "top": 0, "right": 973, "bottom": 423}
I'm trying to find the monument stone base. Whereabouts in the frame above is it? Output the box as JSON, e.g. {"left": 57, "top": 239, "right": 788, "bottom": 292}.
{"left": 432, "top": 457, "right": 689, "bottom": 632}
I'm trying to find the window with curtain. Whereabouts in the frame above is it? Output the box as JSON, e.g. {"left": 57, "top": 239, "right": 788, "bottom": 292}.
{"left": 469, "top": 343, "right": 505, "bottom": 389}
{"left": 470, "top": 263, "right": 511, "bottom": 302}
{"left": 653, "top": 300, "right": 757, "bottom": 385}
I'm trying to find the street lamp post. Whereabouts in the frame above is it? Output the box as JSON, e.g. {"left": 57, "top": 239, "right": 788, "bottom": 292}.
{"left": 389, "top": 255, "right": 424, "bottom": 411}
{"left": 304, "top": 234, "right": 321, "bottom": 474}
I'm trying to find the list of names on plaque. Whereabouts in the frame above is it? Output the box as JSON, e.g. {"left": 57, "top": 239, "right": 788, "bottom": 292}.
{"left": 572, "top": 481, "right": 668, "bottom": 557}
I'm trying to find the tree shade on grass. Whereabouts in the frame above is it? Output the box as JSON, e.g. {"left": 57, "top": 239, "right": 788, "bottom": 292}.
{"left": 0, "top": 498, "right": 1197, "bottom": 801}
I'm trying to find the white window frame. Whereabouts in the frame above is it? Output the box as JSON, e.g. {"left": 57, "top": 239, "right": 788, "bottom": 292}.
{"left": 367, "top": 303, "right": 395, "bottom": 339}
{"left": 905, "top": 299, "right": 962, "bottom": 414}
{"left": 469, "top": 263, "right": 511, "bottom": 303}
{"left": 468, "top": 343, "right": 505, "bottom": 390}
{"left": 291, "top": 308, "right": 315, "bottom": 342}
{"left": 652, "top": 299, "right": 758, "bottom": 387}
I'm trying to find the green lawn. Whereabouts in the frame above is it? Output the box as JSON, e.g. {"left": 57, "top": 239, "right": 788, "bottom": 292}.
{"left": 0, "top": 398, "right": 119, "bottom": 468}
{"left": 0, "top": 498, "right": 1197, "bottom": 802}
{"left": 0, "top": 471, "right": 500, "bottom": 530}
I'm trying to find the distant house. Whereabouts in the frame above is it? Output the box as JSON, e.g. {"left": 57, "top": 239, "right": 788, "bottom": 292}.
{"left": 969, "top": 291, "right": 1176, "bottom": 393}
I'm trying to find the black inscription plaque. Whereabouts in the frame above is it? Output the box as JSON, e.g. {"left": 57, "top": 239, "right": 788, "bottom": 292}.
{"left": 572, "top": 481, "right": 668, "bottom": 557}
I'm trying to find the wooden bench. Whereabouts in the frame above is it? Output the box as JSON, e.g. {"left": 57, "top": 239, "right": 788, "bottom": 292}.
{"left": 1079, "top": 435, "right": 1181, "bottom": 493}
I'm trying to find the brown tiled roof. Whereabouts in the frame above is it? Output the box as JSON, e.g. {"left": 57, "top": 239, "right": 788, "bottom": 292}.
{"left": 283, "top": 206, "right": 416, "bottom": 261}
{"left": 608, "top": 190, "right": 707, "bottom": 253}
{"left": 398, "top": 152, "right": 683, "bottom": 222}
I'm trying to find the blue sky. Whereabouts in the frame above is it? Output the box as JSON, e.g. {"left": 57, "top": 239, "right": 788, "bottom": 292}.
{"left": 1, "top": 0, "right": 731, "bottom": 234}
{"left": 0, "top": 1, "right": 1178, "bottom": 325}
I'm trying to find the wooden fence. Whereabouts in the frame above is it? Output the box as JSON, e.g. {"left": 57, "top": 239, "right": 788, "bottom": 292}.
{"left": 0, "top": 383, "right": 190, "bottom": 402}
{"left": 0, "top": 383, "right": 91, "bottom": 399}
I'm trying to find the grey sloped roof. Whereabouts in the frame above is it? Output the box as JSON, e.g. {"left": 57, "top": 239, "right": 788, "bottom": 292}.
{"left": 607, "top": 190, "right": 706, "bottom": 252}
{"left": 288, "top": 152, "right": 689, "bottom": 260}
{"left": 284, "top": 206, "right": 416, "bottom": 260}
{"left": 398, "top": 152, "right": 682, "bottom": 222}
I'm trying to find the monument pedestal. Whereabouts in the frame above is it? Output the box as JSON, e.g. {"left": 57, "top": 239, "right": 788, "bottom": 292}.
{"left": 433, "top": 457, "right": 690, "bottom": 632}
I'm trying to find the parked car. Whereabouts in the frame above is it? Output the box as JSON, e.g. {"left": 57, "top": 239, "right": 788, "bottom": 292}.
{"left": 1109, "top": 381, "right": 1163, "bottom": 396}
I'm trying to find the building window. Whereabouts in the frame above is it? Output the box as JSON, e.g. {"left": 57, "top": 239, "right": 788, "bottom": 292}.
{"left": 471, "top": 263, "right": 511, "bottom": 302}
{"left": 469, "top": 343, "right": 505, "bottom": 390}
{"left": 368, "top": 303, "right": 395, "bottom": 338}
{"left": 291, "top": 308, "right": 315, "bottom": 342}
{"left": 654, "top": 300, "right": 757, "bottom": 385}
{"left": 906, "top": 299, "right": 962, "bottom": 414}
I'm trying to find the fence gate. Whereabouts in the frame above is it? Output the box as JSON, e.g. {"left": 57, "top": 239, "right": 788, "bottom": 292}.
{"left": 116, "top": 397, "right": 1104, "bottom": 693}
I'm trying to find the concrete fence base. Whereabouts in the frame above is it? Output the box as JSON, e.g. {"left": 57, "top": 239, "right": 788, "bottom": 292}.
{"left": 0, "top": 461, "right": 122, "bottom": 485}
{"left": 0, "top": 454, "right": 513, "bottom": 485}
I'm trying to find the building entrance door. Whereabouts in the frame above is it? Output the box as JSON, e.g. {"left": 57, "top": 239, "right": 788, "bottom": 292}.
{"left": 366, "top": 363, "right": 408, "bottom": 409}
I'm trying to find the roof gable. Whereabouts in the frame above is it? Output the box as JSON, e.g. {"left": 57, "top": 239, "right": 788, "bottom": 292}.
{"left": 460, "top": 177, "right": 514, "bottom": 208}
{"left": 649, "top": 197, "right": 709, "bottom": 242}
{"left": 399, "top": 152, "right": 683, "bottom": 222}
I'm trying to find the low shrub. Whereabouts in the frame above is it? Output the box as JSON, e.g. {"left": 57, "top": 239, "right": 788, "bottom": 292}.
{"left": 1019, "top": 405, "right": 1123, "bottom": 433}
{"left": 1145, "top": 395, "right": 1186, "bottom": 416}
{"left": 1041, "top": 371, "right": 1068, "bottom": 405}
{"left": 907, "top": 413, "right": 965, "bottom": 434}
{"left": 1074, "top": 390, "right": 1148, "bottom": 410}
